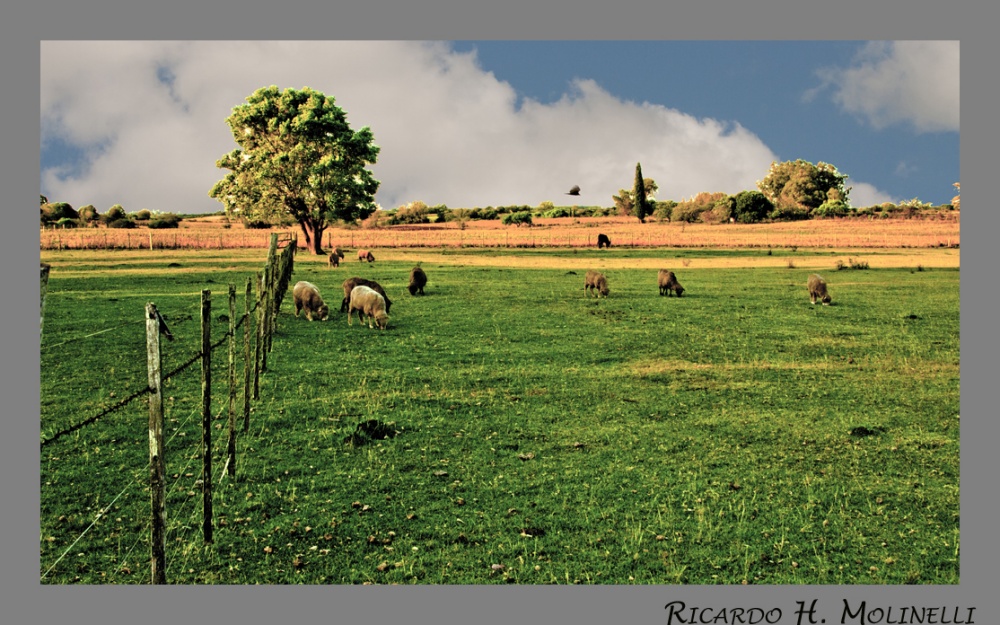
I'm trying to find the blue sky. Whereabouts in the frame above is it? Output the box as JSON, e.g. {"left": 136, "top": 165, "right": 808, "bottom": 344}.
{"left": 40, "top": 41, "right": 959, "bottom": 214}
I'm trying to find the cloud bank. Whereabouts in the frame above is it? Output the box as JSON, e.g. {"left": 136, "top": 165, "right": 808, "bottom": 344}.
{"left": 41, "top": 41, "right": 783, "bottom": 214}
{"left": 816, "top": 41, "right": 959, "bottom": 133}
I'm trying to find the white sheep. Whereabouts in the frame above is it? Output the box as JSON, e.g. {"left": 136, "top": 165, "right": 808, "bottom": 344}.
{"left": 347, "top": 285, "right": 389, "bottom": 329}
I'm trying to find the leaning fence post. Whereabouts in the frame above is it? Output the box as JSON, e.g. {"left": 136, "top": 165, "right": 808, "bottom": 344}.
{"left": 227, "top": 285, "right": 237, "bottom": 478}
{"left": 200, "top": 290, "right": 213, "bottom": 544}
{"left": 40, "top": 263, "right": 51, "bottom": 338}
{"left": 146, "top": 303, "right": 167, "bottom": 584}
{"left": 243, "top": 278, "right": 252, "bottom": 432}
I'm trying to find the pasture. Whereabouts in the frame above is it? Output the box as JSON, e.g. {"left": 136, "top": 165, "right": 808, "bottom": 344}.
{"left": 39, "top": 246, "right": 960, "bottom": 584}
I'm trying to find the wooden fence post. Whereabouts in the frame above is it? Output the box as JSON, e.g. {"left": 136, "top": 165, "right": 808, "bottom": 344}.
{"left": 227, "top": 285, "right": 237, "bottom": 478}
{"left": 200, "top": 290, "right": 213, "bottom": 544}
{"left": 260, "top": 264, "right": 271, "bottom": 373}
{"left": 40, "top": 263, "right": 51, "bottom": 338}
{"left": 146, "top": 303, "right": 167, "bottom": 584}
{"left": 243, "top": 278, "right": 252, "bottom": 432}
{"left": 253, "top": 272, "right": 263, "bottom": 399}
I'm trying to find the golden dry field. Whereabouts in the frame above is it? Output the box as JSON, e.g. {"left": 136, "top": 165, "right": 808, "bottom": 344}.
{"left": 40, "top": 213, "right": 959, "bottom": 269}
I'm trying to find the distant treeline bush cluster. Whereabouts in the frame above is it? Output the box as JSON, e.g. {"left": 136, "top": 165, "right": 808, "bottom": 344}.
{"left": 359, "top": 201, "right": 620, "bottom": 229}
{"left": 40, "top": 197, "right": 183, "bottom": 230}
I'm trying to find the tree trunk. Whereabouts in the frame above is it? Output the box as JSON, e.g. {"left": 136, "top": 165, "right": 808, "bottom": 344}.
{"left": 299, "top": 218, "right": 326, "bottom": 254}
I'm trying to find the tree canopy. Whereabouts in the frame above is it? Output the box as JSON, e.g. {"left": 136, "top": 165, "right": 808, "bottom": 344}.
{"left": 209, "top": 86, "right": 380, "bottom": 254}
{"left": 756, "top": 159, "right": 850, "bottom": 214}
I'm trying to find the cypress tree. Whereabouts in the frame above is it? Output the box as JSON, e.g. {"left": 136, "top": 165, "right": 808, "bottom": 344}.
{"left": 633, "top": 162, "right": 650, "bottom": 223}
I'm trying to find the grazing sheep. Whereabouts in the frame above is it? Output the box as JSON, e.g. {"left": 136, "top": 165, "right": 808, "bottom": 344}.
{"left": 408, "top": 265, "right": 428, "bottom": 295}
{"left": 292, "top": 281, "right": 330, "bottom": 321}
{"left": 327, "top": 247, "right": 345, "bottom": 268}
{"left": 597, "top": 233, "right": 611, "bottom": 249}
{"left": 657, "top": 269, "right": 684, "bottom": 297}
{"left": 808, "top": 274, "right": 832, "bottom": 305}
{"left": 584, "top": 270, "right": 610, "bottom": 298}
{"left": 348, "top": 285, "right": 389, "bottom": 329}
{"left": 340, "top": 277, "right": 392, "bottom": 314}
{"left": 357, "top": 249, "right": 375, "bottom": 263}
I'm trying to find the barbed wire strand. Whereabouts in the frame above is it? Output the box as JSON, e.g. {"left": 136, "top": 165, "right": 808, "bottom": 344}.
{"left": 40, "top": 305, "right": 262, "bottom": 447}
{"left": 40, "top": 319, "right": 146, "bottom": 352}
{"left": 41, "top": 399, "right": 226, "bottom": 582}
{"left": 93, "top": 401, "right": 212, "bottom": 583}
{"left": 40, "top": 291, "right": 261, "bottom": 352}
{"left": 40, "top": 475, "right": 135, "bottom": 581}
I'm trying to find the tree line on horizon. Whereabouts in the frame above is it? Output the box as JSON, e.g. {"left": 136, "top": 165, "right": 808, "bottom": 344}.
{"left": 42, "top": 86, "right": 959, "bottom": 243}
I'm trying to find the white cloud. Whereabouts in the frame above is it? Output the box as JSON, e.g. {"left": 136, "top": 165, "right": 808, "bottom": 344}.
{"left": 849, "top": 181, "right": 898, "bottom": 208}
{"left": 817, "top": 41, "right": 959, "bottom": 133}
{"left": 41, "top": 41, "right": 779, "bottom": 213}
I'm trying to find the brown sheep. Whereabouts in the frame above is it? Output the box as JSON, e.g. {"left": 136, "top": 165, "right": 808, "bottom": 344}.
{"left": 348, "top": 285, "right": 389, "bottom": 329}
{"left": 327, "top": 247, "right": 345, "bottom": 268}
{"left": 408, "top": 265, "right": 427, "bottom": 295}
{"left": 597, "top": 233, "right": 611, "bottom": 249}
{"left": 808, "top": 274, "right": 832, "bottom": 305}
{"left": 657, "top": 269, "right": 684, "bottom": 297}
{"left": 584, "top": 270, "right": 610, "bottom": 298}
{"left": 340, "top": 277, "right": 392, "bottom": 314}
{"left": 357, "top": 249, "right": 375, "bottom": 263}
{"left": 292, "top": 281, "right": 330, "bottom": 321}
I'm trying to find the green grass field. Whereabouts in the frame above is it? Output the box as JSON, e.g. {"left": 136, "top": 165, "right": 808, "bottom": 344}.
{"left": 39, "top": 248, "right": 960, "bottom": 584}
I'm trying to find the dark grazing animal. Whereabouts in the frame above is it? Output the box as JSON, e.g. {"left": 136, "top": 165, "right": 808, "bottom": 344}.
{"left": 597, "top": 233, "right": 611, "bottom": 249}
{"left": 657, "top": 269, "right": 684, "bottom": 297}
{"left": 357, "top": 249, "right": 375, "bottom": 263}
{"left": 808, "top": 274, "right": 832, "bottom": 305}
{"left": 327, "top": 247, "right": 345, "bottom": 267}
{"left": 408, "top": 265, "right": 428, "bottom": 295}
{"left": 584, "top": 270, "right": 610, "bottom": 298}
{"left": 340, "top": 277, "right": 392, "bottom": 314}
{"left": 292, "top": 281, "right": 330, "bottom": 321}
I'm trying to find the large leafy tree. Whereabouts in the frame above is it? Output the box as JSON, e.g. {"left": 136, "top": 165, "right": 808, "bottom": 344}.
{"left": 756, "top": 159, "right": 850, "bottom": 214}
{"left": 209, "top": 86, "right": 380, "bottom": 254}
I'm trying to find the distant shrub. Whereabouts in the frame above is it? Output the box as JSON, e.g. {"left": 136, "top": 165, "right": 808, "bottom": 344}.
{"left": 705, "top": 196, "right": 734, "bottom": 223}
{"left": 102, "top": 205, "right": 127, "bottom": 224}
{"left": 55, "top": 217, "right": 79, "bottom": 228}
{"left": 148, "top": 214, "right": 181, "bottom": 229}
{"left": 653, "top": 200, "right": 677, "bottom": 222}
{"left": 446, "top": 208, "right": 472, "bottom": 222}
{"left": 543, "top": 207, "right": 570, "bottom": 218}
{"left": 731, "top": 191, "right": 774, "bottom": 224}
{"left": 78, "top": 205, "right": 99, "bottom": 224}
{"left": 813, "top": 200, "right": 850, "bottom": 218}
{"left": 41, "top": 202, "right": 79, "bottom": 225}
{"left": 393, "top": 201, "right": 433, "bottom": 225}
{"left": 241, "top": 218, "right": 272, "bottom": 229}
{"left": 769, "top": 205, "right": 811, "bottom": 221}
{"left": 673, "top": 192, "right": 726, "bottom": 223}
{"left": 501, "top": 211, "right": 533, "bottom": 227}
{"left": 107, "top": 218, "right": 136, "bottom": 229}
{"left": 471, "top": 207, "right": 498, "bottom": 220}
{"left": 133, "top": 209, "right": 152, "bottom": 221}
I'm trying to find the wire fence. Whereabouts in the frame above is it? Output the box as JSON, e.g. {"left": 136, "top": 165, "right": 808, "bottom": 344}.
{"left": 40, "top": 233, "right": 297, "bottom": 584}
